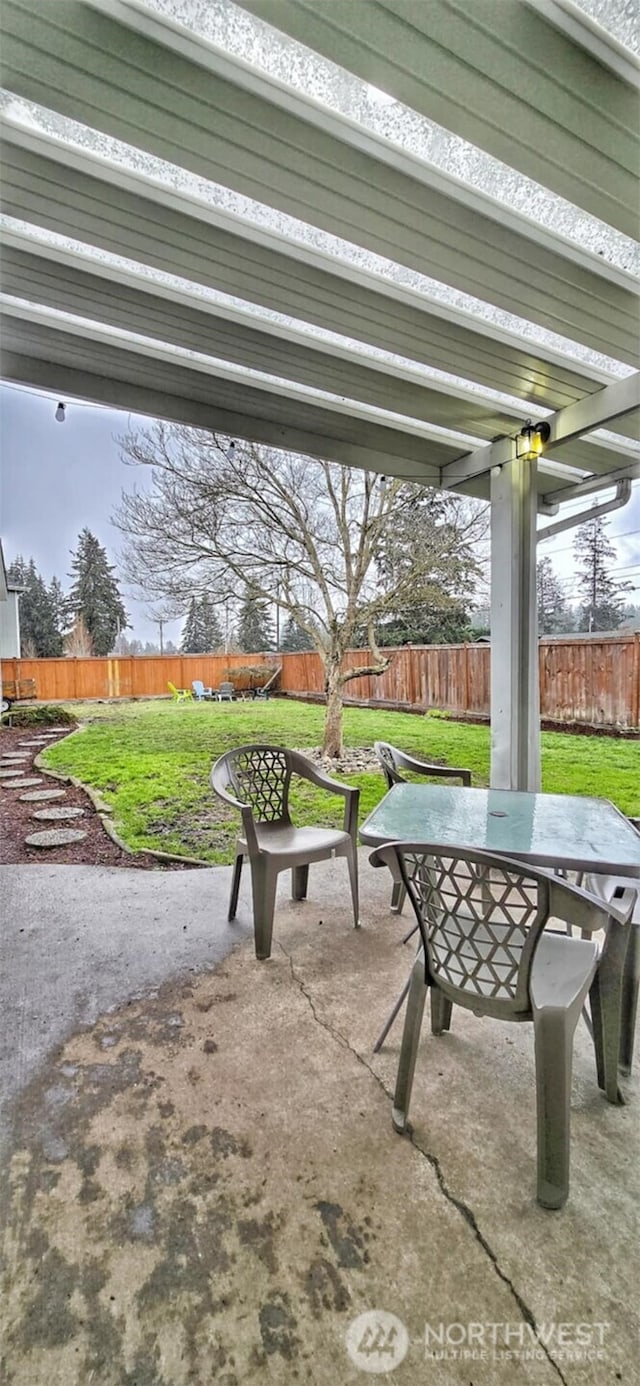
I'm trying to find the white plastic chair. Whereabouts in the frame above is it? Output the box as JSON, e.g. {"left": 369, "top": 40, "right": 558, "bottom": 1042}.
{"left": 370, "top": 841, "right": 633, "bottom": 1209}
{"left": 211, "top": 745, "right": 359, "bottom": 959}
{"left": 578, "top": 817, "right": 640, "bottom": 1077}
{"left": 374, "top": 741, "right": 471, "bottom": 914}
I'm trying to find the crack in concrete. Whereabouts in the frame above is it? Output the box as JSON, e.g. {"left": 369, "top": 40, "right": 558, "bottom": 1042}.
{"left": 278, "top": 941, "right": 569, "bottom": 1386}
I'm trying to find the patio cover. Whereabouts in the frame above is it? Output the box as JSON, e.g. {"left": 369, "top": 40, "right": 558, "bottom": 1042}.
{"left": 0, "top": 0, "right": 638, "bottom": 787}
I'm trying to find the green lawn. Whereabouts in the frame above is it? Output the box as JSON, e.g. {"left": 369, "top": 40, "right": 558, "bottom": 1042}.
{"left": 40, "top": 699, "right": 640, "bottom": 864}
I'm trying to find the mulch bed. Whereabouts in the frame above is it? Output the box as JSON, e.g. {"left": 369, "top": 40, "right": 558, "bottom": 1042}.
{"left": 0, "top": 726, "right": 198, "bottom": 870}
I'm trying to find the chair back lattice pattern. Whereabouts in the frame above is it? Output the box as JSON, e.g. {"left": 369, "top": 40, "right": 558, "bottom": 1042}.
{"left": 227, "top": 746, "right": 292, "bottom": 823}
{"left": 375, "top": 741, "right": 403, "bottom": 787}
{"left": 399, "top": 848, "right": 550, "bottom": 1015}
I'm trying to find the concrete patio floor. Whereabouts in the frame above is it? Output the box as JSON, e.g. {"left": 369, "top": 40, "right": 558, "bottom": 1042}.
{"left": 1, "top": 853, "right": 638, "bottom": 1385}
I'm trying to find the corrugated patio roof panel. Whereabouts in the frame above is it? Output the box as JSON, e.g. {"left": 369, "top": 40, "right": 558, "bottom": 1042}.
{"left": 0, "top": 137, "right": 628, "bottom": 411}
{"left": 239, "top": 0, "right": 640, "bottom": 239}
{"left": 1, "top": 0, "right": 637, "bottom": 361}
{"left": 3, "top": 305, "right": 636, "bottom": 500}
{"left": 0, "top": 243, "right": 565, "bottom": 441}
{"left": 0, "top": 311, "right": 466, "bottom": 477}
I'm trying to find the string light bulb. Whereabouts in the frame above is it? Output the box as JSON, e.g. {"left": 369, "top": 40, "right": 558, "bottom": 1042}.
{"left": 55, "top": 402, "right": 66, "bottom": 423}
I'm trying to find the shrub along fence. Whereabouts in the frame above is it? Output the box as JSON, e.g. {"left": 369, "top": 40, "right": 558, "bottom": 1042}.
{"left": 2, "top": 634, "right": 639, "bottom": 728}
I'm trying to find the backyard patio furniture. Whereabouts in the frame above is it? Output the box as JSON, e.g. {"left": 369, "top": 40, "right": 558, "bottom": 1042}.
{"left": 192, "top": 679, "right": 215, "bottom": 701}
{"left": 369, "top": 841, "right": 633, "bottom": 1209}
{"left": 218, "top": 682, "right": 235, "bottom": 701}
{"left": 361, "top": 783, "right": 640, "bottom": 1083}
{"left": 374, "top": 740, "right": 472, "bottom": 915}
{"left": 211, "top": 744, "right": 359, "bottom": 960}
{"left": 168, "top": 681, "right": 194, "bottom": 703}
{"left": 578, "top": 816, "right": 640, "bottom": 1077}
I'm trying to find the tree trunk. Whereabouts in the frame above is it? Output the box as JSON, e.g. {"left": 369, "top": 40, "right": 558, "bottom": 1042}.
{"left": 322, "top": 658, "right": 344, "bottom": 757}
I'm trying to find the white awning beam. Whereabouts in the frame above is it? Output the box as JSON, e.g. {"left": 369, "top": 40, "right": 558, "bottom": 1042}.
{"left": 239, "top": 0, "right": 640, "bottom": 238}
{"left": 441, "top": 373, "right": 640, "bottom": 488}
{"left": 2, "top": 1, "right": 638, "bottom": 358}
{"left": 525, "top": 0, "right": 640, "bottom": 87}
{"left": 89, "top": 0, "right": 635, "bottom": 290}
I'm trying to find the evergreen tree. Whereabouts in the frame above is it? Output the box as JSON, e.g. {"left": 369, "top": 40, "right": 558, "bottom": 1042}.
{"left": 113, "top": 634, "right": 144, "bottom": 654}
{"left": 180, "top": 595, "right": 224, "bottom": 652}
{"left": 7, "top": 555, "right": 63, "bottom": 656}
{"left": 536, "top": 557, "right": 573, "bottom": 635}
{"left": 199, "top": 596, "right": 224, "bottom": 651}
{"left": 236, "top": 586, "right": 274, "bottom": 653}
{"left": 48, "top": 576, "right": 66, "bottom": 644}
{"left": 374, "top": 489, "right": 479, "bottom": 645}
{"left": 279, "top": 615, "right": 315, "bottom": 652}
{"left": 67, "top": 528, "right": 128, "bottom": 655}
{"left": 180, "top": 597, "right": 200, "bottom": 653}
{"left": 573, "top": 517, "right": 631, "bottom": 632}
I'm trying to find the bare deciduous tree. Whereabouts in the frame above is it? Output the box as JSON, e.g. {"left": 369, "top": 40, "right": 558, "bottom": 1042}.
{"left": 114, "top": 425, "right": 485, "bottom": 755}
{"left": 63, "top": 614, "right": 95, "bottom": 657}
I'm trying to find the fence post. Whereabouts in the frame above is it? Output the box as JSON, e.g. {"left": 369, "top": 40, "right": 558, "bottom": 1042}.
{"left": 632, "top": 634, "right": 640, "bottom": 730}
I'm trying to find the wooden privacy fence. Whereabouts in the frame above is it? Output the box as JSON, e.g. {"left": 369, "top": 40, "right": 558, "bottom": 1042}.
{"left": 2, "top": 634, "right": 639, "bottom": 728}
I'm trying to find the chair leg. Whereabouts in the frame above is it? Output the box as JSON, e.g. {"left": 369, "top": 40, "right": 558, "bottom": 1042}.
{"left": 619, "top": 922, "right": 640, "bottom": 1076}
{"left": 588, "top": 973, "right": 606, "bottom": 1091}
{"left": 401, "top": 920, "right": 419, "bottom": 946}
{"left": 250, "top": 862, "right": 279, "bottom": 961}
{"left": 228, "top": 852, "right": 243, "bottom": 921}
{"left": 373, "top": 972, "right": 411, "bottom": 1054}
{"left": 430, "top": 990, "right": 453, "bottom": 1035}
{"left": 589, "top": 920, "right": 628, "bottom": 1104}
{"left": 346, "top": 845, "right": 360, "bottom": 928}
{"left": 292, "top": 864, "right": 309, "bottom": 900}
{"left": 391, "top": 880, "right": 406, "bottom": 914}
{"left": 392, "top": 958, "right": 427, "bottom": 1133}
{"left": 532, "top": 1003, "right": 580, "bottom": 1210}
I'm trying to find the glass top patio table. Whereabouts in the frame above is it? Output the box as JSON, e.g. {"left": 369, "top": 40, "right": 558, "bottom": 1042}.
{"left": 359, "top": 784, "right": 640, "bottom": 877}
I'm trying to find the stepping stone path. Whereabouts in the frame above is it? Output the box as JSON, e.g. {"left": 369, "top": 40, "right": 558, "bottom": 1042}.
{"left": 3, "top": 731, "right": 89, "bottom": 851}
{"left": 25, "top": 829, "right": 88, "bottom": 848}
{"left": 20, "top": 789, "right": 66, "bottom": 802}
{"left": 3, "top": 777, "right": 43, "bottom": 788}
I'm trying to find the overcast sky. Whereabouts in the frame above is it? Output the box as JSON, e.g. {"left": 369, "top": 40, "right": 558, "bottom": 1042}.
{"left": 1, "top": 381, "right": 639, "bottom": 644}
{"left": 0, "top": 383, "right": 185, "bottom": 646}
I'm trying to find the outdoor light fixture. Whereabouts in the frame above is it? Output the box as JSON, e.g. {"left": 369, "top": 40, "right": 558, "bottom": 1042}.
{"left": 55, "top": 401, "right": 66, "bottom": 422}
{"left": 515, "top": 419, "right": 551, "bottom": 461}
